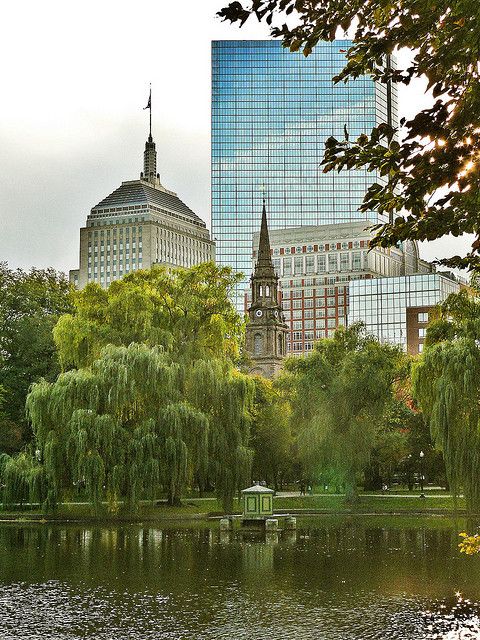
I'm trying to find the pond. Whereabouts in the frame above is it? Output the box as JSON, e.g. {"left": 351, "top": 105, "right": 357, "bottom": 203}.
{"left": 0, "top": 516, "right": 479, "bottom": 639}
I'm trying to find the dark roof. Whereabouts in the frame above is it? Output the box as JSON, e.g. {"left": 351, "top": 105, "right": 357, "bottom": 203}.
{"left": 92, "top": 180, "right": 205, "bottom": 226}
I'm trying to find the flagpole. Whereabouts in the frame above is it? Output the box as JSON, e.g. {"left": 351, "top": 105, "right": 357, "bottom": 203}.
{"left": 149, "top": 83, "right": 152, "bottom": 138}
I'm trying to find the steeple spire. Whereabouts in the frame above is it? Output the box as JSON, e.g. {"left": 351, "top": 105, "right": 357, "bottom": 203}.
{"left": 142, "top": 85, "right": 159, "bottom": 185}
{"left": 254, "top": 199, "right": 276, "bottom": 278}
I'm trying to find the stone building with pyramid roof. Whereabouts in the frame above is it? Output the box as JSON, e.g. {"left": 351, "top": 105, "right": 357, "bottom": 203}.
{"left": 70, "top": 122, "right": 214, "bottom": 289}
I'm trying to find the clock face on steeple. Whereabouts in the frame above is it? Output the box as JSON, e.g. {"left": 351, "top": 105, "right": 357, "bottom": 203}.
{"left": 255, "top": 309, "right": 263, "bottom": 318}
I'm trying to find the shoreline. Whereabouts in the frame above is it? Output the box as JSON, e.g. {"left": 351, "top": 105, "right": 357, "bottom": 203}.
{"left": 0, "top": 507, "right": 472, "bottom": 525}
{"left": 0, "top": 492, "right": 472, "bottom": 525}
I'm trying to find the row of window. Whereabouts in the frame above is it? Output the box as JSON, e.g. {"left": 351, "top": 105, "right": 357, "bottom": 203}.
{"left": 278, "top": 242, "right": 362, "bottom": 253}
{"left": 285, "top": 307, "right": 346, "bottom": 320}
{"left": 283, "top": 295, "right": 345, "bottom": 306}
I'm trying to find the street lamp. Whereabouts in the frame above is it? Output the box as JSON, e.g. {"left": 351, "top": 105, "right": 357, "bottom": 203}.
{"left": 419, "top": 450, "right": 425, "bottom": 498}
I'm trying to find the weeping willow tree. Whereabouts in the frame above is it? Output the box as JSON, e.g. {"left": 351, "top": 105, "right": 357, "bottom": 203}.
{"left": 25, "top": 343, "right": 211, "bottom": 511}
{"left": 412, "top": 289, "right": 480, "bottom": 514}
{"left": 187, "top": 359, "right": 254, "bottom": 512}
{"left": 24, "top": 342, "right": 254, "bottom": 512}
{"left": 15, "top": 264, "right": 254, "bottom": 513}
{"left": 53, "top": 263, "right": 244, "bottom": 370}
{"left": 0, "top": 451, "right": 45, "bottom": 509}
{"left": 282, "top": 324, "right": 402, "bottom": 503}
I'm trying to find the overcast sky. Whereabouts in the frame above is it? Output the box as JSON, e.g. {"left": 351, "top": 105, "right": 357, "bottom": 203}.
{"left": 0, "top": 0, "right": 470, "bottom": 275}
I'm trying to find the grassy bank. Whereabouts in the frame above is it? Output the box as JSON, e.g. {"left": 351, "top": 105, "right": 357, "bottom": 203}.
{"left": 0, "top": 492, "right": 469, "bottom": 523}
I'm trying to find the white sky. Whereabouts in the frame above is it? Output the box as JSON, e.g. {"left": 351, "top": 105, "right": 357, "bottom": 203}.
{"left": 0, "top": 0, "right": 470, "bottom": 274}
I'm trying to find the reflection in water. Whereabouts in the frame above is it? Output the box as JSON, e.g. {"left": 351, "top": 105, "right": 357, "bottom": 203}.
{"left": 0, "top": 519, "right": 479, "bottom": 639}
{"left": 423, "top": 595, "right": 480, "bottom": 639}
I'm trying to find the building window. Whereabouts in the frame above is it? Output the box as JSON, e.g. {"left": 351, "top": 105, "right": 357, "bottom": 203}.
{"left": 317, "top": 256, "right": 326, "bottom": 272}
{"left": 294, "top": 257, "right": 303, "bottom": 275}
{"left": 254, "top": 333, "right": 263, "bottom": 356}
{"left": 418, "top": 312, "right": 429, "bottom": 323}
{"left": 283, "top": 259, "right": 292, "bottom": 276}
{"left": 418, "top": 343, "right": 424, "bottom": 353}
{"left": 418, "top": 328, "right": 426, "bottom": 338}
{"left": 278, "top": 334, "right": 283, "bottom": 355}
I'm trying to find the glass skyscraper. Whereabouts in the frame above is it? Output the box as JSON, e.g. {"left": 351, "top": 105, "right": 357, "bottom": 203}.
{"left": 348, "top": 274, "right": 460, "bottom": 350}
{"left": 211, "top": 40, "right": 398, "bottom": 308}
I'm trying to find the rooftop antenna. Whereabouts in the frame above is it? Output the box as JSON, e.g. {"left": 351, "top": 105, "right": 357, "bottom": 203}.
{"left": 259, "top": 182, "right": 268, "bottom": 207}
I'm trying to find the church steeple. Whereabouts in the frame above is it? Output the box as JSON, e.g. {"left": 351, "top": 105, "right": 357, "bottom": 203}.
{"left": 254, "top": 199, "right": 276, "bottom": 279}
{"left": 245, "top": 200, "right": 288, "bottom": 378}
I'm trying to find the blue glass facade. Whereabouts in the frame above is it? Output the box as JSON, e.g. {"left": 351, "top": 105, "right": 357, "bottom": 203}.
{"left": 211, "top": 40, "right": 398, "bottom": 308}
{"left": 348, "top": 274, "right": 460, "bottom": 348}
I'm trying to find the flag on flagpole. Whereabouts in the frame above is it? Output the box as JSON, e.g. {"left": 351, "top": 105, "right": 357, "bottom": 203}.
{"left": 144, "top": 90, "right": 151, "bottom": 110}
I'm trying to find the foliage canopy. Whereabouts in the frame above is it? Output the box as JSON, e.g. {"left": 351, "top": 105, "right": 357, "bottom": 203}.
{"left": 0, "top": 263, "right": 72, "bottom": 452}
{"left": 281, "top": 324, "right": 402, "bottom": 501}
{"left": 54, "top": 262, "right": 244, "bottom": 369}
{"left": 413, "top": 289, "right": 480, "bottom": 513}
{"left": 4, "top": 264, "right": 253, "bottom": 513}
{"left": 23, "top": 343, "right": 254, "bottom": 512}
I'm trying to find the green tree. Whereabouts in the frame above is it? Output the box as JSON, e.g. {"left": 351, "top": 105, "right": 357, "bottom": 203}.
{"left": 24, "top": 343, "right": 254, "bottom": 512}
{"left": 218, "top": 0, "right": 480, "bottom": 271}
{"left": 412, "top": 289, "right": 480, "bottom": 512}
{"left": 0, "top": 451, "right": 45, "bottom": 509}
{"left": 250, "top": 376, "right": 293, "bottom": 491}
{"left": 0, "top": 386, "right": 22, "bottom": 456}
{"left": 188, "top": 359, "right": 254, "bottom": 512}
{"left": 363, "top": 399, "right": 411, "bottom": 490}
{"left": 53, "top": 262, "right": 244, "bottom": 369}
{"left": 283, "top": 324, "right": 402, "bottom": 502}
{"left": 0, "top": 263, "right": 73, "bottom": 452}
{"left": 14, "top": 264, "right": 254, "bottom": 513}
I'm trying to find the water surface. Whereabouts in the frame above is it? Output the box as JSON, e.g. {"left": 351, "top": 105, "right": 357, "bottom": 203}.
{"left": 1, "top": 516, "right": 479, "bottom": 639}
